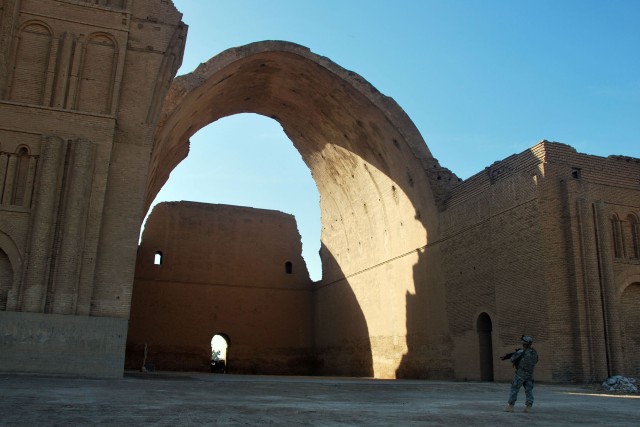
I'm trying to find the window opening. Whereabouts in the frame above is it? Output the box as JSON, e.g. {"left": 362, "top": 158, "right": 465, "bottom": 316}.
{"left": 571, "top": 167, "right": 581, "bottom": 179}
{"left": 154, "top": 251, "right": 163, "bottom": 265}
{"left": 285, "top": 261, "right": 293, "bottom": 274}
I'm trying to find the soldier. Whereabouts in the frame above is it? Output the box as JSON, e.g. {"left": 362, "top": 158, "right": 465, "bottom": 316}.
{"left": 503, "top": 335, "right": 538, "bottom": 413}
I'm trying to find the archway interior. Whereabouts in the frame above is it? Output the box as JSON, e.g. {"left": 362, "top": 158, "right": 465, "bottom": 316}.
{"left": 146, "top": 43, "right": 448, "bottom": 377}
{"left": 149, "top": 48, "right": 438, "bottom": 284}
{"left": 144, "top": 113, "right": 322, "bottom": 280}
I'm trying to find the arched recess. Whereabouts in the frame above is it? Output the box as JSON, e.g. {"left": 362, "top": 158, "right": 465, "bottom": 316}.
{"left": 77, "top": 33, "right": 118, "bottom": 114}
{"left": 476, "top": 312, "right": 494, "bottom": 381}
{"left": 148, "top": 41, "right": 456, "bottom": 378}
{"left": 8, "top": 21, "right": 53, "bottom": 105}
{"left": 610, "top": 213, "right": 623, "bottom": 258}
{"left": 620, "top": 282, "right": 640, "bottom": 377}
{"left": 624, "top": 213, "right": 639, "bottom": 259}
{"left": 0, "top": 230, "right": 22, "bottom": 311}
{"left": 11, "top": 146, "right": 32, "bottom": 207}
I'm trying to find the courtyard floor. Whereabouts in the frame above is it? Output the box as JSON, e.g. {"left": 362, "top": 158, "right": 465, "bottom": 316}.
{"left": 0, "top": 371, "right": 637, "bottom": 426}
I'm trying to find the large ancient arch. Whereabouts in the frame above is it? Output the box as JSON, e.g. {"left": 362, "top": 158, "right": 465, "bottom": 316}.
{"left": 2, "top": 1, "right": 639, "bottom": 382}
{"left": 147, "top": 41, "right": 457, "bottom": 378}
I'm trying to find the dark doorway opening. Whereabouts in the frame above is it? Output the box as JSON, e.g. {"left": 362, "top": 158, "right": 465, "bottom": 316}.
{"left": 477, "top": 312, "right": 494, "bottom": 381}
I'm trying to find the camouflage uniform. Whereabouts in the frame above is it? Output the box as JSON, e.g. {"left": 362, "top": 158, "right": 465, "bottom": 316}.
{"left": 508, "top": 346, "right": 539, "bottom": 407}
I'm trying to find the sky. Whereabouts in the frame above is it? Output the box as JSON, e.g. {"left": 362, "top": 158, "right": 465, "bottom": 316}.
{"left": 149, "top": 0, "right": 640, "bottom": 281}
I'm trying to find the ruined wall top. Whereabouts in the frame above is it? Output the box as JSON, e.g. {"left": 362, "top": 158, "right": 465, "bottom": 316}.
{"left": 137, "top": 201, "right": 313, "bottom": 289}
{"left": 444, "top": 140, "right": 640, "bottom": 210}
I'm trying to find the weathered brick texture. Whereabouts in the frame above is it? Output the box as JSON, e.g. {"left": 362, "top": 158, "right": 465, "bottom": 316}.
{"left": 0, "top": 0, "right": 185, "bottom": 378}
{"left": 441, "top": 141, "right": 640, "bottom": 382}
{"left": 126, "top": 202, "right": 314, "bottom": 374}
{"left": 0, "top": 1, "right": 637, "bottom": 383}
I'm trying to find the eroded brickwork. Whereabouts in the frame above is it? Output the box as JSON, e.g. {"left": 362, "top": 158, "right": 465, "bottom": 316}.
{"left": 126, "top": 202, "right": 314, "bottom": 374}
{"left": 0, "top": 0, "right": 185, "bottom": 377}
{"left": 0, "top": 1, "right": 638, "bottom": 383}
{"left": 441, "top": 141, "right": 640, "bottom": 382}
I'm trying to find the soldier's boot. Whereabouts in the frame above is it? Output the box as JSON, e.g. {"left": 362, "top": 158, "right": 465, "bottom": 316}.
{"left": 523, "top": 406, "right": 532, "bottom": 413}
{"left": 503, "top": 404, "right": 514, "bottom": 412}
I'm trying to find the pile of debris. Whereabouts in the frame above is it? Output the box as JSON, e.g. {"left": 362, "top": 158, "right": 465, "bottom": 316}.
{"left": 601, "top": 376, "right": 638, "bottom": 393}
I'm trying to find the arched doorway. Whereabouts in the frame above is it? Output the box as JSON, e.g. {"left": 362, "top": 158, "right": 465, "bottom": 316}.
{"left": 477, "top": 312, "right": 494, "bottom": 381}
{"left": 211, "top": 333, "right": 230, "bottom": 373}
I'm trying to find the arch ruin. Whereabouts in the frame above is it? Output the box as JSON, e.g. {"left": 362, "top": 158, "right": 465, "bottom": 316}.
{"left": 0, "top": 0, "right": 638, "bottom": 382}
{"left": 146, "top": 41, "right": 458, "bottom": 378}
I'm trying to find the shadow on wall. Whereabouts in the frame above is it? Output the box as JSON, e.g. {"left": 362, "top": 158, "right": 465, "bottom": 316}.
{"left": 144, "top": 41, "right": 458, "bottom": 379}
{"left": 313, "top": 243, "right": 373, "bottom": 377}
{"left": 396, "top": 244, "right": 453, "bottom": 379}
{"left": 127, "top": 214, "right": 377, "bottom": 376}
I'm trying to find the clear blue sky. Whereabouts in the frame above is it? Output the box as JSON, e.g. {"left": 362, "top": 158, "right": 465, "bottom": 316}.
{"left": 150, "top": 0, "right": 640, "bottom": 281}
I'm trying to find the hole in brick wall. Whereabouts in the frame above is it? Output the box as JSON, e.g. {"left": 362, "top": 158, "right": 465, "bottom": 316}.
{"left": 154, "top": 251, "right": 163, "bottom": 265}
{"left": 571, "top": 167, "right": 582, "bottom": 179}
{"left": 285, "top": 261, "right": 293, "bottom": 274}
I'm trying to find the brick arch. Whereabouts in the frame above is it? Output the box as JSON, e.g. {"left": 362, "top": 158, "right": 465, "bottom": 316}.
{"left": 151, "top": 41, "right": 449, "bottom": 273}
{"left": 149, "top": 41, "right": 455, "bottom": 377}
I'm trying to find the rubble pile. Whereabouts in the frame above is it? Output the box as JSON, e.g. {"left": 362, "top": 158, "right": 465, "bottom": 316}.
{"left": 601, "top": 376, "right": 638, "bottom": 393}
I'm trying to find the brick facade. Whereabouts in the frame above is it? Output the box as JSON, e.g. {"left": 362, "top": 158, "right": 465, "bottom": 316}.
{"left": 0, "top": 0, "right": 185, "bottom": 377}
{"left": 441, "top": 142, "right": 640, "bottom": 382}
{"left": 126, "top": 202, "right": 314, "bottom": 374}
{"left": 0, "top": 1, "right": 637, "bottom": 382}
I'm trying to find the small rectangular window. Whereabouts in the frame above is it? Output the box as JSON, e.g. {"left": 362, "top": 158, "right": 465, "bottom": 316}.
{"left": 571, "top": 167, "right": 582, "bottom": 179}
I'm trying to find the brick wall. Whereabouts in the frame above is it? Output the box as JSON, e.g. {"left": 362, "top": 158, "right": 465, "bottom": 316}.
{"left": 0, "top": 0, "right": 184, "bottom": 378}
{"left": 441, "top": 141, "right": 640, "bottom": 383}
{"left": 126, "top": 202, "right": 315, "bottom": 374}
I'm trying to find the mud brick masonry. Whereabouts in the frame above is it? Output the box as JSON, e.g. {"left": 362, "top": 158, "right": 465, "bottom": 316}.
{"left": 0, "top": 0, "right": 638, "bottom": 382}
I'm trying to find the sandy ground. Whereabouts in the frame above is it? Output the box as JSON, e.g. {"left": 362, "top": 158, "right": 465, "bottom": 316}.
{"left": 0, "top": 372, "right": 638, "bottom": 426}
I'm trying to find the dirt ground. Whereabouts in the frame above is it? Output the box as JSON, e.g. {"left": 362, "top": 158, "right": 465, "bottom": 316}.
{"left": 0, "top": 372, "right": 637, "bottom": 426}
